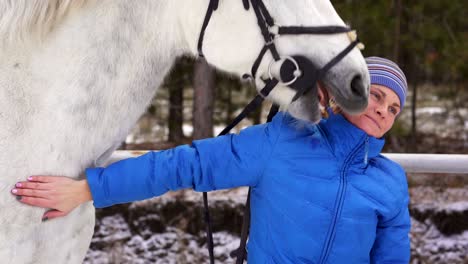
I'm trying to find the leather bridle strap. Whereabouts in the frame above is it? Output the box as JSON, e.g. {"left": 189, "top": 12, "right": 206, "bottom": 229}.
{"left": 291, "top": 38, "right": 360, "bottom": 102}
{"left": 279, "top": 25, "right": 354, "bottom": 35}
{"left": 197, "top": 0, "right": 219, "bottom": 57}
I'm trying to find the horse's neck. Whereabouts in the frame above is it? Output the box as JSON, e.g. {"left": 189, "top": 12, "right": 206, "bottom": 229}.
{"left": 0, "top": 2, "right": 211, "bottom": 259}
{"left": 0, "top": 1, "right": 206, "bottom": 179}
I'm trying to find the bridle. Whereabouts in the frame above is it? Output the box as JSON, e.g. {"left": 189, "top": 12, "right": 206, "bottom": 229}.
{"left": 196, "top": 0, "right": 364, "bottom": 263}
{"left": 198, "top": 0, "right": 364, "bottom": 104}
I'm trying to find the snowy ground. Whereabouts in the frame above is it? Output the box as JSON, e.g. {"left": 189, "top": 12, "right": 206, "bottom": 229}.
{"left": 411, "top": 218, "right": 468, "bottom": 264}
{"left": 84, "top": 189, "right": 247, "bottom": 264}
{"left": 409, "top": 187, "right": 468, "bottom": 264}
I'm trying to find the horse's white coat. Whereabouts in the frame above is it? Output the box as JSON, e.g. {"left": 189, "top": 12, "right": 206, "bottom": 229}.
{"left": 0, "top": 1, "right": 369, "bottom": 263}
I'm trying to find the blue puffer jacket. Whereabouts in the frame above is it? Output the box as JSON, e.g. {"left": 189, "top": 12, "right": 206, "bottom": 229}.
{"left": 87, "top": 111, "right": 411, "bottom": 263}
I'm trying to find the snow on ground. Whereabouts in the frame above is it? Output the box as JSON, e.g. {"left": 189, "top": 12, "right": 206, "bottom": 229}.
{"left": 85, "top": 226, "right": 239, "bottom": 264}
{"left": 411, "top": 218, "right": 468, "bottom": 264}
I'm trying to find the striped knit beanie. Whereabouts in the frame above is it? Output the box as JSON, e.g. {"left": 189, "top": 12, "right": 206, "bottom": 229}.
{"left": 366, "top": 56, "right": 408, "bottom": 109}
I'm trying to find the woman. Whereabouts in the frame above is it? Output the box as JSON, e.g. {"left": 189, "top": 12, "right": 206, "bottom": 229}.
{"left": 11, "top": 57, "right": 410, "bottom": 263}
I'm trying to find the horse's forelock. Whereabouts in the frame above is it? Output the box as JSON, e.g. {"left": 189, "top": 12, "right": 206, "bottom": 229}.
{"left": 0, "top": 0, "right": 90, "bottom": 46}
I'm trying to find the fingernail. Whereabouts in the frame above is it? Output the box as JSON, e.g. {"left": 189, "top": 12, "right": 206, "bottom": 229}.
{"left": 42, "top": 217, "right": 48, "bottom": 222}
{"left": 11, "top": 189, "right": 17, "bottom": 194}
{"left": 28, "top": 176, "right": 33, "bottom": 181}
{"left": 16, "top": 196, "right": 22, "bottom": 201}
{"left": 16, "top": 182, "right": 22, "bottom": 187}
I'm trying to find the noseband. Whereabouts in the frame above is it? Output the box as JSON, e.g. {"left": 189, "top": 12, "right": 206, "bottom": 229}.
{"left": 196, "top": 1, "right": 363, "bottom": 263}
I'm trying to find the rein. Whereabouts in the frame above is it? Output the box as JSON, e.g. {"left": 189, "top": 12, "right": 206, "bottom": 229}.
{"left": 196, "top": 1, "right": 363, "bottom": 263}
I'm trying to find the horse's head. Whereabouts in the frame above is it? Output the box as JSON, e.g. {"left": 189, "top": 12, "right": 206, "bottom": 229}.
{"left": 188, "top": 0, "right": 370, "bottom": 122}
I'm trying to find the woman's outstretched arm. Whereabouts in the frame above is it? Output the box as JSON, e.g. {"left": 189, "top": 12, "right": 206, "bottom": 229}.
{"left": 12, "top": 112, "right": 285, "bottom": 221}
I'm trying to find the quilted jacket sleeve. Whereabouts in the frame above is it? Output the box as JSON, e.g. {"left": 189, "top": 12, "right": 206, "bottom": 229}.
{"left": 86, "top": 113, "right": 285, "bottom": 208}
{"left": 370, "top": 194, "right": 411, "bottom": 263}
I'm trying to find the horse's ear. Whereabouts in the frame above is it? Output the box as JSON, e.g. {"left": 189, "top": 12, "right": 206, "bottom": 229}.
{"left": 242, "top": 0, "right": 250, "bottom": 10}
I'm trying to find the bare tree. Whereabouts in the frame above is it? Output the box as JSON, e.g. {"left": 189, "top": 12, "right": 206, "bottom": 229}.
{"left": 393, "top": 0, "right": 402, "bottom": 62}
{"left": 192, "top": 57, "right": 215, "bottom": 140}
{"left": 168, "top": 76, "right": 184, "bottom": 143}
{"left": 167, "top": 58, "right": 192, "bottom": 143}
{"left": 410, "top": 69, "right": 418, "bottom": 152}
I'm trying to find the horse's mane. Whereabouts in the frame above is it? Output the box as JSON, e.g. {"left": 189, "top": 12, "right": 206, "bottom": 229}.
{"left": 0, "top": 0, "right": 90, "bottom": 44}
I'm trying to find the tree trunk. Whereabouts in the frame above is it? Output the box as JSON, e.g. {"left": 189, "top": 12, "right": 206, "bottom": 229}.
{"left": 247, "top": 82, "right": 262, "bottom": 125}
{"left": 409, "top": 68, "right": 418, "bottom": 153}
{"left": 251, "top": 99, "right": 262, "bottom": 125}
{"left": 393, "top": 0, "right": 402, "bottom": 62}
{"left": 192, "top": 57, "right": 215, "bottom": 140}
{"left": 225, "top": 82, "right": 233, "bottom": 125}
{"left": 168, "top": 78, "right": 184, "bottom": 143}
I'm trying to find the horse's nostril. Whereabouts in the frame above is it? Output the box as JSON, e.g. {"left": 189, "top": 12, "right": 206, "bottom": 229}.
{"left": 350, "top": 75, "right": 366, "bottom": 98}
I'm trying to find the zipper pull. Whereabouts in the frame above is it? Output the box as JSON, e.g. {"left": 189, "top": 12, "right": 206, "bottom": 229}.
{"left": 364, "top": 137, "right": 369, "bottom": 165}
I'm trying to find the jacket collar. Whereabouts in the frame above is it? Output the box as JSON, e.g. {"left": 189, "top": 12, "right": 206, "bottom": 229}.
{"left": 318, "top": 112, "right": 385, "bottom": 165}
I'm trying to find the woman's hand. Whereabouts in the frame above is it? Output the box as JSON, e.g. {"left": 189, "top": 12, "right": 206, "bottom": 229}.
{"left": 11, "top": 176, "right": 93, "bottom": 221}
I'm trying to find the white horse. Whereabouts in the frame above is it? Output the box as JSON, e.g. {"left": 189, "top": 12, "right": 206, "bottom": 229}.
{"left": 0, "top": 0, "right": 370, "bottom": 263}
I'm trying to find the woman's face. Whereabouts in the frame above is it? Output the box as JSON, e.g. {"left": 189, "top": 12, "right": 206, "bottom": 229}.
{"left": 342, "top": 84, "right": 401, "bottom": 138}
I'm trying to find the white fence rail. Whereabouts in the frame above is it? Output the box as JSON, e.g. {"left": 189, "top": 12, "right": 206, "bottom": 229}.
{"left": 383, "top": 154, "right": 468, "bottom": 174}
{"left": 109, "top": 151, "right": 468, "bottom": 174}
